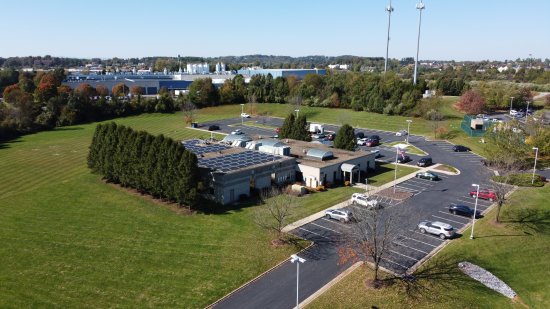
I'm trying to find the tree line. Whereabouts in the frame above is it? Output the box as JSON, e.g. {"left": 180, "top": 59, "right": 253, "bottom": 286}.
{"left": 87, "top": 122, "right": 200, "bottom": 207}
{"left": 278, "top": 113, "right": 311, "bottom": 141}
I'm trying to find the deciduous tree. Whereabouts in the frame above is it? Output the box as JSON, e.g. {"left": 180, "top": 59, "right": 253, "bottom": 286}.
{"left": 456, "top": 90, "right": 485, "bottom": 115}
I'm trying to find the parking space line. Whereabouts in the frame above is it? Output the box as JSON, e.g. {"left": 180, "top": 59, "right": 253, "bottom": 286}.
{"left": 393, "top": 240, "right": 430, "bottom": 254}
{"left": 397, "top": 186, "right": 419, "bottom": 193}
{"left": 309, "top": 222, "right": 341, "bottom": 234}
{"left": 438, "top": 210, "right": 470, "bottom": 221}
{"left": 389, "top": 249, "right": 420, "bottom": 262}
{"left": 431, "top": 215, "right": 467, "bottom": 226}
{"left": 298, "top": 227, "right": 331, "bottom": 239}
{"left": 381, "top": 257, "right": 409, "bottom": 270}
{"left": 400, "top": 182, "right": 429, "bottom": 189}
{"left": 320, "top": 217, "right": 351, "bottom": 229}
{"left": 402, "top": 233, "right": 439, "bottom": 247}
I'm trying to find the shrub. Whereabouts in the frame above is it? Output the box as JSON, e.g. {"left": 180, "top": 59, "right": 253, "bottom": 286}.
{"left": 492, "top": 173, "right": 545, "bottom": 187}
{"left": 316, "top": 185, "right": 326, "bottom": 192}
{"left": 344, "top": 181, "right": 350, "bottom": 187}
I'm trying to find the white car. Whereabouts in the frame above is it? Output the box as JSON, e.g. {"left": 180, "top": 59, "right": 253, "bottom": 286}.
{"left": 395, "top": 130, "right": 408, "bottom": 136}
{"left": 357, "top": 138, "right": 368, "bottom": 146}
{"left": 240, "top": 113, "right": 250, "bottom": 118}
{"left": 325, "top": 209, "right": 354, "bottom": 223}
{"left": 351, "top": 193, "right": 379, "bottom": 208}
{"left": 231, "top": 129, "right": 244, "bottom": 135}
{"left": 510, "top": 109, "right": 519, "bottom": 116}
{"left": 417, "top": 220, "right": 455, "bottom": 239}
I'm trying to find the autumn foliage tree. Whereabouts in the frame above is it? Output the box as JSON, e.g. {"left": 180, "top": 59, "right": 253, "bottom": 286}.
{"left": 96, "top": 85, "right": 109, "bottom": 97}
{"left": 112, "top": 83, "right": 129, "bottom": 97}
{"left": 130, "top": 85, "right": 144, "bottom": 96}
{"left": 456, "top": 90, "right": 486, "bottom": 115}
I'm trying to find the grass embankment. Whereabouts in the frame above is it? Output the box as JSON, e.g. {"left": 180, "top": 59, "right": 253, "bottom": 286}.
{"left": 368, "top": 162, "right": 419, "bottom": 186}
{"left": 0, "top": 115, "right": 302, "bottom": 308}
{"left": 309, "top": 185, "right": 550, "bottom": 308}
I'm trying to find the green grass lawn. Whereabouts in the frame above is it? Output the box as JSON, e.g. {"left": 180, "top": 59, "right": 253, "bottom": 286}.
{"left": 288, "top": 187, "right": 363, "bottom": 222}
{"left": 0, "top": 115, "right": 303, "bottom": 308}
{"left": 309, "top": 185, "right": 550, "bottom": 308}
{"left": 367, "top": 162, "right": 419, "bottom": 186}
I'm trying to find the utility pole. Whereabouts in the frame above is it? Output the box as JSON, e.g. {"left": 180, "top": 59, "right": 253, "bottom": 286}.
{"left": 413, "top": 0, "right": 425, "bottom": 85}
{"left": 384, "top": 0, "right": 394, "bottom": 73}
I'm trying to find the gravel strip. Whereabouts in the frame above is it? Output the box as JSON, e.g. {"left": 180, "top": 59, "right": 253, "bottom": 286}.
{"left": 458, "top": 261, "right": 517, "bottom": 299}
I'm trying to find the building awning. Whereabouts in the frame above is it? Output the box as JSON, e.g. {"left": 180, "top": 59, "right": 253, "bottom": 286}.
{"left": 341, "top": 163, "right": 357, "bottom": 173}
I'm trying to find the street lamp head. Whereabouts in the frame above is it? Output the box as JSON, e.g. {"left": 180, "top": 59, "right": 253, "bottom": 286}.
{"left": 295, "top": 109, "right": 300, "bottom": 112}
{"left": 416, "top": 1, "right": 425, "bottom": 10}
{"left": 385, "top": 5, "right": 394, "bottom": 12}
{"left": 533, "top": 147, "right": 538, "bottom": 151}
{"left": 290, "top": 254, "right": 306, "bottom": 263}
{"left": 407, "top": 120, "right": 412, "bottom": 123}
{"left": 472, "top": 184, "right": 479, "bottom": 187}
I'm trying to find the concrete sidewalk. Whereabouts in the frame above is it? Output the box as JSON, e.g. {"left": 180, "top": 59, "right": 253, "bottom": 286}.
{"left": 283, "top": 164, "right": 453, "bottom": 233}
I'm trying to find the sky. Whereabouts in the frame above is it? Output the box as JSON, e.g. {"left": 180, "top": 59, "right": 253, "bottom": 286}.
{"left": 1, "top": 0, "right": 549, "bottom": 61}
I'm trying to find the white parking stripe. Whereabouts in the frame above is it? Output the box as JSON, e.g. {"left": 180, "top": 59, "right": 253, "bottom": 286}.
{"left": 389, "top": 249, "right": 420, "bottom": 261}
{"left": 320, "top": 217, "right": 351, "bottom": 228}
{"left": 402, "top": 234, "right": 439, "bottom": 247}
{"left": 397, "top": 186, "right": 419, "bottom": 193}
{"left": 381, "top": 257, "right": 409, "bottom": 270}
{"left": 393, "top": 240, "right": 430, "bottom": 254}
{"left": 431, "top": 215, "right": 467, "bottom": 226}
{"left": 298, "top": 227, "right": 331, "bottom": 239}
{"left": 400, "top": 182, "right": 429, "bottom": 189}
{"left": 309, "top": 222, "right": 341, "bottom": 234}
{"left": 438, "top": 210, "right": 471, "bottom": 220}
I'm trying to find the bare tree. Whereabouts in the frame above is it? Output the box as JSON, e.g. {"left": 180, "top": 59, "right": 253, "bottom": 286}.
{"left": 182, "top": 101, "right": 197, "bottom": 125}
{"left": 491, "top": 162, "right": 520, "bottom": 223}
{"left": 428, "top": 108, "right": 444, "bottom": 139}
{"left": 253, "top": 188, "right": 295, "bottom": 243}
{"left": 338, "top": 206, "right": 401, "bottom": 284}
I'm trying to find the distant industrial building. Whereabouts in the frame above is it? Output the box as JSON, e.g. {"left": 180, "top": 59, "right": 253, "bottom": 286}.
{"left": 236, "top": 68, "right": 326, "bottom": 80}
{"left": 183, "top": 136, "right": 376, "bottom": 205}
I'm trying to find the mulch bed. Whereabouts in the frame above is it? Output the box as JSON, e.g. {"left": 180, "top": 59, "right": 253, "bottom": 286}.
{"left": 376, "top": 188, "right": 414, "bottom": 200}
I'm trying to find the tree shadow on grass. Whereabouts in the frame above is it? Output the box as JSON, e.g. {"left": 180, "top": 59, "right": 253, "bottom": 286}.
{"left": 500, "top": 208, "right": 550, "bottom": 235}
{"left": 0, "top": 137, "right": 23, "bottom": 149}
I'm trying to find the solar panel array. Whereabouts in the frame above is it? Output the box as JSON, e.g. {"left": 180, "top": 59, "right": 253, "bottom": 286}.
{"left": 198, "top": 150, "right": 279, "bottom": 173}
{"left": 182, "top": 139, "right": 231, "bottom": 156}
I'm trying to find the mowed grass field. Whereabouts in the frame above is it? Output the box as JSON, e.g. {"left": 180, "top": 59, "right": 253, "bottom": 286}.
{"left": 0, "top": 114, "right": 307, "bottom": 308}
{"left": 309, "top": 185, "right": 550, "bottom": 308}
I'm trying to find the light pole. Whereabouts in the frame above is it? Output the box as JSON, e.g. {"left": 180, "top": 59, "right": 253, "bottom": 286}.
{"left": 406, "top": 120, "right": 412, "bottom": 143}
{"left": 509, "top": 97, "right": 514, "bottom": 114}
{"left": 413, "top": 0, "right": 425, "bottom": 85}
{"left": 532, "top": 147, "right": 539, "bottom": 185}
{"left": 384, "top": 0, "right": 394, "bottom": 73}
{"left": 290, "top": 254, "right": 306, "bottom": 309}
{"left": 470, "top": 184, "right": 480, "bottom": 239}
{"left": 295, "top": 109, "right": 300, "bottom": 118}
{"left": 525, "top": 101, "right": 530, "bottom": 122}
{"left": 393, "top": 147, "right": 399, "bottom": 193}
{"left": 240, "top": 103, "right": 244, "bottom": 125}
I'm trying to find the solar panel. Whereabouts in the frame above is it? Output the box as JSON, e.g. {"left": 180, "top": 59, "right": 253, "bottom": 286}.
{"left": 182, "top": 139, "right": 231, "bottom": 156}
{"left": 194, "top": 148, "right": 283, "bottom": 172}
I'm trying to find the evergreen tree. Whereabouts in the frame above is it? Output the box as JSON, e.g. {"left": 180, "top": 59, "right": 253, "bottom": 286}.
{"left": 279, "top": 113, "right": 295, "bottom": 138}
{"left": 292, "top": 114, "right": 311, "bottom": 141}
{"left": 87, "top": 123, "right": 105, "bottom": 172}
{"left": 334, "top": 124, "right": 356, "bottom": 151}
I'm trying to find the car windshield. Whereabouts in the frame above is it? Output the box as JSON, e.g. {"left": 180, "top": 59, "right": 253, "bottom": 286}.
{"left": 443, "top": 227, "right": 453, "bottom": 231}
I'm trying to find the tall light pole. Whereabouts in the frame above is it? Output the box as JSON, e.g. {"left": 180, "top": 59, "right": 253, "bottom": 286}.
{"left": 295, "top": 109, "right": 300, "bottom": 118}
{"left": 525, "top": 101, "right": 530, "bottom": 122}
{"left": 509, "top": 97, "right": 514, "bottom": 114}
{"left": 290, "top": 254, "right": 306, "bottom": 309}
{"left": 240, "top": 103, "right": 244, "bottom": 125}
{"left": 406, "top": 120, "right": 412, "bottom": 143}
{"left": 532, "top": 147, "right": 539, "bottom": 185}
{"left": 413, "top": 0, "right": 425, "bottom": 85}
{"left": 384, "top": 0, "right": 394, "bottom": 73}
{"left": 470, "top": 184, "right": 480, "bottom": 239}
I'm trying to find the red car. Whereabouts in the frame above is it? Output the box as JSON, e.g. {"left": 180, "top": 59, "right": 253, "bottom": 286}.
{"left": 275, "top": 127, "right": 281, "bottom": 133}
{"left": 469, "top": 190, "right": 496, "bottom": 201}
{"left": 365, "top": 139, "right": 379, "bottom": 147}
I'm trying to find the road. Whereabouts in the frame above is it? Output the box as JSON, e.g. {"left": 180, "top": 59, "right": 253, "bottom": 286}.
{"left": 208, "top": 117, "right": 497, "bottom": 309}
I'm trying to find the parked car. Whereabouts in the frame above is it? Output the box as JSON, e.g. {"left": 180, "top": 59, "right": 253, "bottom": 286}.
{"left": 357, "top": 138, "right": 368, "bottom": 146}
{"left": 417, "top": 157, "right": 433, "bottom": 167}
{"left": 369, "top": 135, "right": 381, "bottom": 141}
{"left": 371, "top": 149, "right": 382, "bottom": 158}
{"left": 208, "top": 125, "right": 220, "bottom": 131}
{"left": 510, "top": 109, "right": 519, "bottom": 116}
{"left": 515, "top": 112, "right": 525, "bottom": 118}
{"left": 231, "top": 129, "right": 244, "bottom": 135}
{"left": 395, "top": 130, "right": 408, "bottom": 136}
{"left": 365, "top": 139, "right": 379, "bottom": 147}
{"left": 452, "top": 145, "right": 470, "bottom": 152}
{"left": 325, "top": 209, "right": 354, "bottom": 223}
{"left": 416, "top": 171, "right": 439, "bottom": 181}
{"left": 448, "top": 204, "right": 481, "bottom": 218}
{"left": 326, "top": 133, "right": 336, "bottom": 141}
{"left": 418, "top": 221, "right": 455, "bottom": 239}
{"left": 240, "top": 113, "right": 250, "bottom": 118}
{"left": 470, "top": 190, "right": 496, "bottom": 201}
{"left": 351, "top": 193, "right": 379, "bottom": 209}
{"left": 397, "top": 155, "right": 411, "bottom": 163}
{"left": 355, "top": 132, "right": 365, "bottom": 139}
{"left": 312, "top": 133, "right": 326, "bottom": 139}
{"left": 275, "top": 127, "right": 281, "bottom": 133}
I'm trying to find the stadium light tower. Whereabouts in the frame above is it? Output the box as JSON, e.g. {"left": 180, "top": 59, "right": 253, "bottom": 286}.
{"left": 413, "top": 0, "right": 425, "bottom": 85}
{"left": 384, "top": 0, "right": 394, "bottom": 73}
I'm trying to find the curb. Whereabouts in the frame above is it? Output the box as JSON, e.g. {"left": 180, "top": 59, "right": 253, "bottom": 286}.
{"left": 205, "top": 242, "right": 314, "bottom": 309}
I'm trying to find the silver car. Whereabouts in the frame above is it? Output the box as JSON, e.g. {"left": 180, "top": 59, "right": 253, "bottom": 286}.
{"left": 395, "top": 130, "right": 408, "bottom": 136}
{"left": 417, "top": 220, "right": 455, "bottom": 239}
{"left": 325, "top": 209, "right": 354, "bottom": 223}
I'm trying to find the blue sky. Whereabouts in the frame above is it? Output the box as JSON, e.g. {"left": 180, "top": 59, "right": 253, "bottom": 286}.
{"left": 1, "top": 0, "right": 549, "bottom": 61}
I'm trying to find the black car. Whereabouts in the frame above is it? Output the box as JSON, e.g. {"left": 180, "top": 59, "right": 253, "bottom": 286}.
{"left": 397, "top": 155, "right": 411, "bottom": 163}
{"left": 417, "top": 157, "right": 433, "bottom": 167}
{"left": 369, "top": 135, "right": 381, "bottom": 141}
{"left": 355, "top": 132, "right": 365, "bottom": 139}
{"left": 452, "top": 145, "right": 470, "bottom": 152}
{"left": 449, "top": 204, "right": 480, "bottom": 218}
{"left": 208, "top": 125, "right": 220, "bottom": 131}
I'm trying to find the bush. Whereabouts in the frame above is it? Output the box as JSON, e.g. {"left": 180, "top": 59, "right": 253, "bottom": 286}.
{"left": 316, "top": 185, "right": 326, "bottom": 192}
{"left": 492, "top": 173, "right": 545, "bottom": 187}
{"left": 344, "top": 181, "right": 350, "bottom": 187}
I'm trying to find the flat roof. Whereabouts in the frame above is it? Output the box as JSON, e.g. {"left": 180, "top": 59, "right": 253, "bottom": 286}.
{"left": 280, "top": 139, "right": 373, "bottom": 168}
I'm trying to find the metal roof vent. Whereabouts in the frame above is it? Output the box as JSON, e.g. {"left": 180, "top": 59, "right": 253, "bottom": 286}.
{"left": 306, "top": 148, "right": 334, "bottom": 161}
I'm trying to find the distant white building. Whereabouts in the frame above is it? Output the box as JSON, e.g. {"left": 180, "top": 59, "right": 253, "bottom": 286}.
{"left": 215, "top": 62, "right": 226, "bottom": 73}
{"left": 186, "top": 63, "right": 210, "bottom": 74}
{"left": 328, "top": 64, "right": 350, "bottom": 70}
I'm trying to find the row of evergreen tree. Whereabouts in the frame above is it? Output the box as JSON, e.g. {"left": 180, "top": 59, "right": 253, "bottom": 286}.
{"left": 278, "top": 113, "right": 311, "bottom": 141}
{"left": 87, "top": 122, "right": 201, "bottom": 207}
